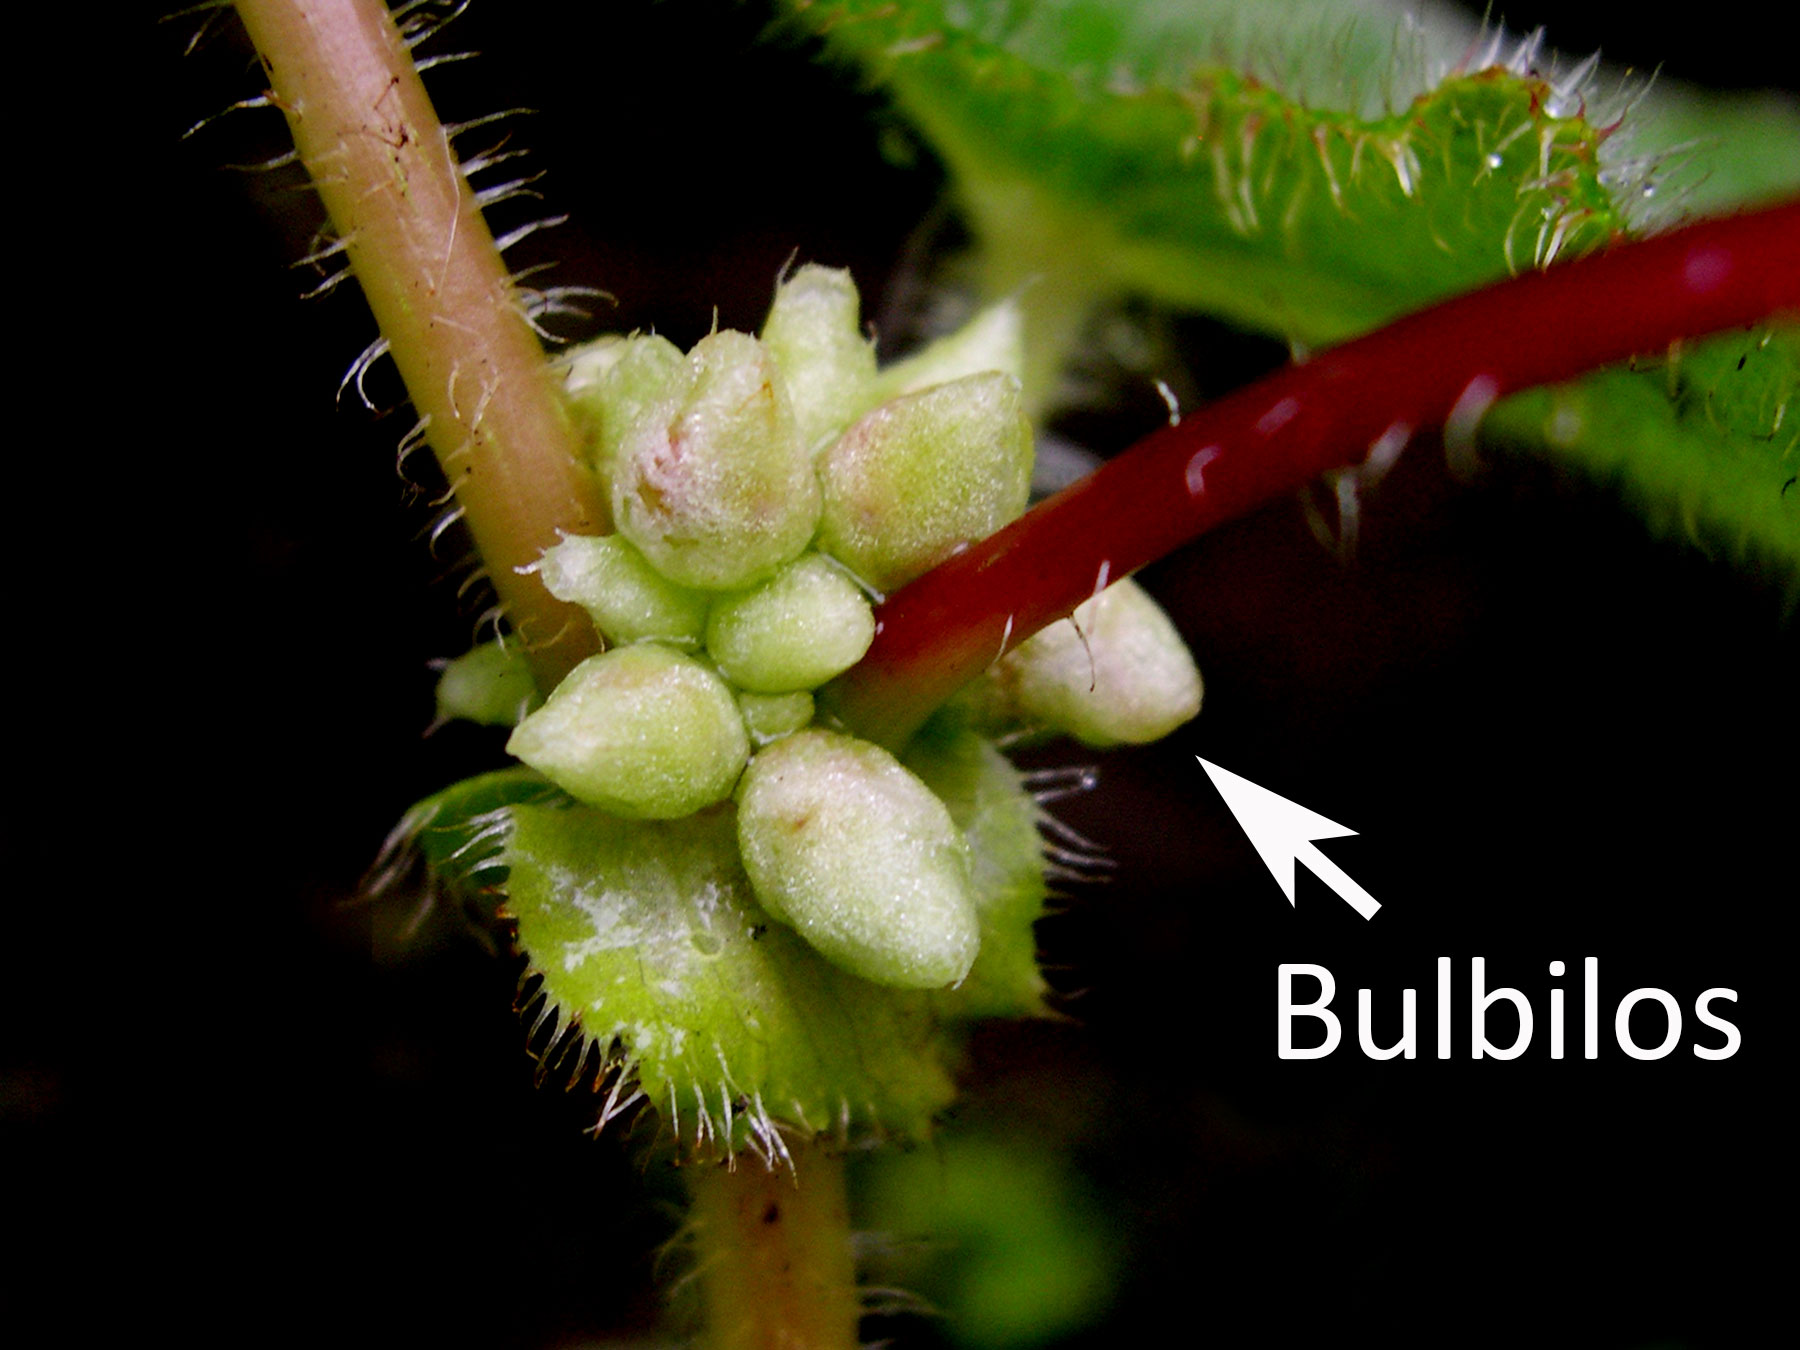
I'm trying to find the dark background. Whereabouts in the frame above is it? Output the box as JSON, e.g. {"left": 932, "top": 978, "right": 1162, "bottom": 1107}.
{"left": 11, "top": 1, "right": 1792, "bottom": 1343}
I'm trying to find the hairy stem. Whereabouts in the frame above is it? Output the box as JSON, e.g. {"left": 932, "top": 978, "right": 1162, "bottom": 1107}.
{"left": 830, "top": 197, "right": 1800, "bottom": 747}
{"left": 687, "top": 1146, "right": 861, "bottom": 1350}
{"left": 235, "top": 0, "right": 605, "bottom": 690}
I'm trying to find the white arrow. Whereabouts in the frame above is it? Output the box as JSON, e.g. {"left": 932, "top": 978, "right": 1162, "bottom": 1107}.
{"left": 1196, "top": 757, "right": 1381, "bottom": 920}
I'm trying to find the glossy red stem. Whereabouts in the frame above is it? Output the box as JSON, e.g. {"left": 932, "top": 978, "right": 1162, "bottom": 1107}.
{"left": 830, "top": 197, "right": 1800, "bottom": 747}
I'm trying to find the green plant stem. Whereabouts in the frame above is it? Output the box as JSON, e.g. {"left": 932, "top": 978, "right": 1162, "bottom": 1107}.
{"left": 687, "top": 1145, "right": 861, "bottom": 1350}
{"left": 234, "top": 0, "right": 605, "bottom": 690}
{"left": 234, "top": 9, "right": 854, "bottom": 1345}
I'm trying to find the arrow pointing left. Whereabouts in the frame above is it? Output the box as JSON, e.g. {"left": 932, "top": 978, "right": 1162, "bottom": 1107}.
{"left": 1196, "top": 757, "right": 1381, "bottom": 920}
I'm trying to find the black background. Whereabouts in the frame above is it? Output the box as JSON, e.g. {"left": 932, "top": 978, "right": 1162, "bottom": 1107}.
{"left": 12, "top": 2, "right": 1793, "bottom": 1343}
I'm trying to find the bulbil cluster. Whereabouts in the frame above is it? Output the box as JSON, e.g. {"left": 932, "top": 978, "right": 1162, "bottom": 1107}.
{"left": 442, "top": 266, "right": 1202, "bottom": 993}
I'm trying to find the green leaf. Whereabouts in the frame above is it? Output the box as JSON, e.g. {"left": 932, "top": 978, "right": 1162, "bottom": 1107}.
{"left": 861, "top": 1133, "right": 1119, "bottom": 1346}
{"left": 504, "top": 800, "right": 958, "bottom": 1154}
{"left": 788, "top": 0, "right": 1800, "bottom": 573}
{"left": 1619, "top": 85, "right": 1800, "bottom": 217}
{"left": 1485, "top": 326, "right": 1800, "bottom": 573}
{"left": 792, "top": 0, "right": 1624, "bottom": 354}
{"left": 380, "top": 767, "right": 561, "bottom": 892}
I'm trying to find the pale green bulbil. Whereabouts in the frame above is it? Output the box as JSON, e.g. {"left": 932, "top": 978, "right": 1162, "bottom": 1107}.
{"left": 736, "top": 689, "right": 815, "bottom": 746}
{"left": 506, "top": 645, "right": 749, "bottom": 819}
{"left": 818, "top": 371, "right": 1033, "bottom": 592}
{"left": 736, "top": 730, "right": 980, "bottom": 990}
{"left": 761, "top": 264, "right": 878, "bottom": 454}
{"left": 558, "top": 335, "right": 629, "bottom": 408}
{"left": 986, "top": 577, "right": 1202, "bottom": 747}
{"left": 433, "top": 639, "right": 541, "bottom": 727}
{"left": 865, "top": 298, "right": 1025, "bottom": 406}
{"left": 706, "top": 554, "right": 875, "bottom": 693}
{"left": 570, "top": 333, "right": 690, "bottom": 478}
{"left": 536, "top": 532, "right": 709, "bottom": 647}
{"left": 610, "top": 330, "right": 822, "bottom": 590}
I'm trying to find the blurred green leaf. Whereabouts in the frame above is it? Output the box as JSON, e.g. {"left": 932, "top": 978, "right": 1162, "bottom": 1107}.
{"left": 1486, "top": 327, "right": 1800, "bottom": 574}
{"left": 862, "top": 1134, "right": 1119, "bottom": 1346}
{"left": 788, "top": 0, "right": 1800, "bottom": 572}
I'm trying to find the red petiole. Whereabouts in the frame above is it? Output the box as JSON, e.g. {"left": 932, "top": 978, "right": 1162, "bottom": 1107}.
{"left": 829, "top": 197, "right": 1800, "bottom": 747}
